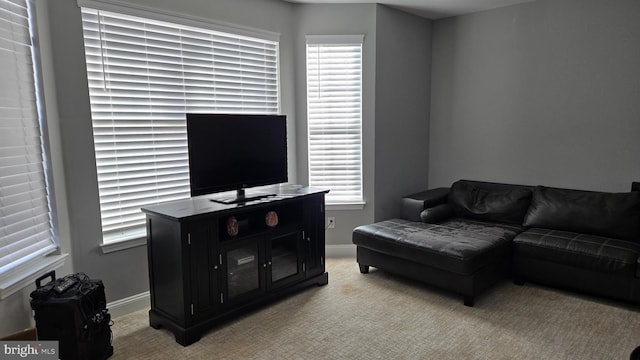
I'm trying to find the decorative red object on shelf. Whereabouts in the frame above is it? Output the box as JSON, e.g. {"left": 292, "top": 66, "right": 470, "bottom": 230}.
{"left": 226, "top": 216, "right": 239, "bottom": 236}
{"left": 265, "top": 211, "right": 278, "bottom": 227}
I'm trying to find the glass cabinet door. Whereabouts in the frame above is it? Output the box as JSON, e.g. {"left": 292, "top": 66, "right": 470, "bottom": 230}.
{"left": 224, "top": 238, "right": 263, "bottom": 302}
{"left": 269, "top": 231, "right": 303, "bottom": 287}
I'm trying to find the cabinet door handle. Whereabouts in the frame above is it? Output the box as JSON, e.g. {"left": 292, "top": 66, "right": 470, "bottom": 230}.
{"left": 268, "top": 261, "right": 272, "bottom": 266}
{"left": 213, "top": 265, "right": 218, "bottom": 270}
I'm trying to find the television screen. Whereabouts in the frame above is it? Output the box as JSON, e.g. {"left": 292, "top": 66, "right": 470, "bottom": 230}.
{"left": 186, "top": 114, "right": 288, "bottom": 201}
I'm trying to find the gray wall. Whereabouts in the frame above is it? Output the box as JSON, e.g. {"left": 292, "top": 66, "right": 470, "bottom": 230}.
{"left": 374, "top": 5, "right": 432, "bottom": 221}
{"left": 429, "top": 0, "right": 640, "bottom": 192}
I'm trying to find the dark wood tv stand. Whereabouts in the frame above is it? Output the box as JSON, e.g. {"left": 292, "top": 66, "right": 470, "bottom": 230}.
{"left": 141, "top": 187, "right": 329, "bottom": 346}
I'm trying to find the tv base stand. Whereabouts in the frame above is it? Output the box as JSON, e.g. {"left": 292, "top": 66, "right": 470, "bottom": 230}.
{"left": 210, "top": 190, "right": 275, "bottom": 204}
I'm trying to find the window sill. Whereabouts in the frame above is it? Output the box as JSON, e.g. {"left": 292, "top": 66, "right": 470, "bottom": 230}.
{"left": 100, "top": 236, "right": 147, "bottom": 254}
{"left": 326, "top": 202, "right": 366, "bottom": 211}
{"left": 0, "top": 254, "right": 68, "bottom": 300}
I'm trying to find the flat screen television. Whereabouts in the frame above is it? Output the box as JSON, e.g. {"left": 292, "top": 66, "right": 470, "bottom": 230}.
{"left": 186, "top": 113, "right": 288, "bottom": 203}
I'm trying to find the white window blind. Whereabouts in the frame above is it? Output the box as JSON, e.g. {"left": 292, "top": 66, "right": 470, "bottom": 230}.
{"left": 80, "top": 7, "right": 279, "bottom": 244}
{"left": 0, "top": 0, "right": 56, "bottom": 273}
{"left": 306, "top": 35, "right": 363, "bottom": 204}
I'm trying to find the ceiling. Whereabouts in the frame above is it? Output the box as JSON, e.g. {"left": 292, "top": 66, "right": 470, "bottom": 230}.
{"left": 283, "top": 0, "right": 535, "bottom": 19}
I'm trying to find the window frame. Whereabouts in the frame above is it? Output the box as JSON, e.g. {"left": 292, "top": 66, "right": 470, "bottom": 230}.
{"left": 305, "top": 35, "right": 365, "bottom": 207}
{"left": 78, "top": 1, "right": 282, "bottom": 251}
{"left": 0, "top": 0, "right": 66, "bottom": 300}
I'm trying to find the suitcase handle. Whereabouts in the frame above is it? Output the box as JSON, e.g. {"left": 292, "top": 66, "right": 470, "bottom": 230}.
{"left": 35, "top": 271, "right": 56, "bottom": 288}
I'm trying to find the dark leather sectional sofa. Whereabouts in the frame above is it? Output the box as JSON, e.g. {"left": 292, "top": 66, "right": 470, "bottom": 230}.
{"left": 353, "top": 180, "right": 640, "bottom": 306}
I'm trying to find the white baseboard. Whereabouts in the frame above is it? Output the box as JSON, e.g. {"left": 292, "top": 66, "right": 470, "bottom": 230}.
{"left": 326, "top": 244, "right": 356, "bottom": 258}
{"left": 108, "top": 245, "right": 355, "bottom": 318}
{"left": 107, "top": 291, "right": 150, "bottom": 318}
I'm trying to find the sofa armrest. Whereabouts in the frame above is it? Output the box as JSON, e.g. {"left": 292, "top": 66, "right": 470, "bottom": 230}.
{"left": 420, "top": 204, "right": 454, "bottom": 223}
{"left": 400, "top": 187, "right": 450, "bottom": 222}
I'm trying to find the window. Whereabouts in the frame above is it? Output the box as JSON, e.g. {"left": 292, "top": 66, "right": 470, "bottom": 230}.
{"left": 80, "top": 6, "right": 279, "bottom": 245}
{"left": 0, "top": 0, "right": 60, "bottom": 298}
{"left": 306, "top": 35, "right": 364, "bottom": 205}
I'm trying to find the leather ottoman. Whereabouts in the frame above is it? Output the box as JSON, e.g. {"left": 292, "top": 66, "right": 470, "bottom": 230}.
{"left": 353, "top": 218, "right": 522, "bottom": 306}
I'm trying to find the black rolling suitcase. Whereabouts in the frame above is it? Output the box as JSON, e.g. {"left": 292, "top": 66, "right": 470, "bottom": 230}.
{"left": 30, "top": 272, "right": 114, "bottom": 360}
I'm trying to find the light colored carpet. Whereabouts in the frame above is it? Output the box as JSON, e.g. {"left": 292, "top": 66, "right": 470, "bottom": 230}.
{"left": 110, "top": 257, "right": 640, "bottom": 359}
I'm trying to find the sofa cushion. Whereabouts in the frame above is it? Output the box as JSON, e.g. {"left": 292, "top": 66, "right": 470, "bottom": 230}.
{"left": 353, "top": 218, "right": 524, "bottom": 275}
{"left": 448, "top": 180, "right": 533, "bottom": 225}
{"left": 514, "top": 228, "right": 640, "bottom": 274}
{"left": 523, "top": 186, "right": 640, "bottom": 242}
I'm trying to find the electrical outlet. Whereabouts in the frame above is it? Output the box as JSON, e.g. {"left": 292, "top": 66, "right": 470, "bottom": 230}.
{"left": 327, "top": 217, "right": 336, "bottom": 229}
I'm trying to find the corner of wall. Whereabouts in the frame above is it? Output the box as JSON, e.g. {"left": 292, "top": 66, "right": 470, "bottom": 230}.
{"left": 373, "top": 5, "right": 432, "bottom": 221}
